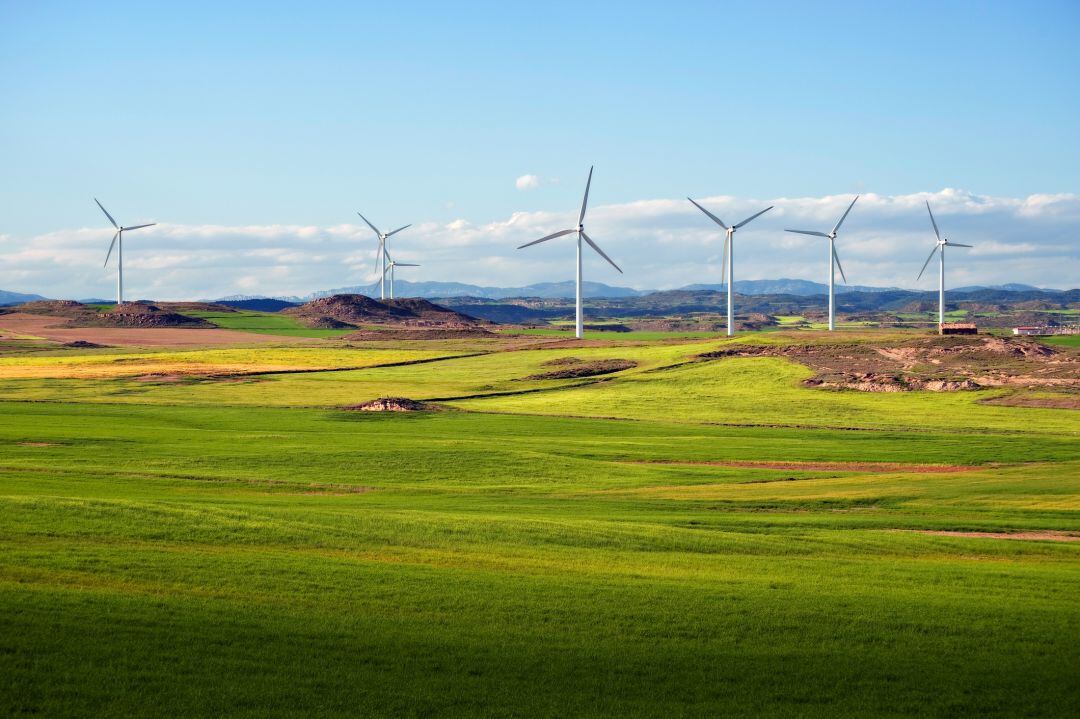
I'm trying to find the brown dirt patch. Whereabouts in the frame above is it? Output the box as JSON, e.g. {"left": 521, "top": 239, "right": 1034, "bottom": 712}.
{"left": 132, "top": 373, "right": 189, "bottom": 383}
{"left": 525, "top": 358, "right": 637, "bottom": 380}
{"left": 631, "top": 459, "right": 978, "bottom": 473}
{"left": 910, "top": 530, "right": 1080, "bottom": 542}
{"left": 16, "top": 441, "right": 59, "bottom": 447}
{"left": 980, "top": 392, "right": 1080, "bottom": 410}
{"left": 541, "top": 356, "right": 585, "bottom": 367}
{"left": 0, "top": 313, "right": 312, "bottom": 348}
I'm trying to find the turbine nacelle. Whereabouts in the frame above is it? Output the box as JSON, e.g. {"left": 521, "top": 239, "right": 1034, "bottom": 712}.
{"left": 917, "top": 202, "right": 974, "bottom": 282}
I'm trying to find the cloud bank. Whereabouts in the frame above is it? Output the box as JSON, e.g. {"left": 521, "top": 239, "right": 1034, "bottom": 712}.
{"left": 1, "top": 189, "right": 1077, "bottom": 300}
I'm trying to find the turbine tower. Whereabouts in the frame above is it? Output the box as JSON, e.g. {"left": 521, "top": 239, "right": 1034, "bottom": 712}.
{"left": 358, "top": 212, "right": 410, "bottom": 300}
{"left": 687, "top": 198, "right": 773, "bottom": 336}
{"left": 382, "top": 247, "right": 419, "bottom": 300}
{"left": 918, "top": 201, "right": 973, "bottom": 326}
{"left": 518, "top": 166, "right": 622, "bottom": 339}
{"left": 95, "top": 198, "right": 156, "bottom": 306}
{"left": 784, "top": 195, "right": 859, "bottom": 331}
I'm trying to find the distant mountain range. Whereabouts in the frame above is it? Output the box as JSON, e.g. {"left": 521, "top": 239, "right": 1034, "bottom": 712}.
{"left": 681, "top": 280, "right": 902, "bottom": 295}
{"left": 214, "top": 279, "right": 1066, "bottom": 303}
{"left": 0, "top": 290, "right": 46, "bottom": 306}
{"left": 951, "top": 283, "right": 1059, "bottom": 293}
{"left": 216, "top": 280, "right": 647, "bottom": 303}
{"left": 0, "top": 280, "right": 1068, "bottom": 307}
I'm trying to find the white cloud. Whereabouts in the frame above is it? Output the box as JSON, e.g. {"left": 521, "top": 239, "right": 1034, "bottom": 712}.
{"left": 1, "top": 188, "right": 1077, "bottom": 300}
{"left": 515, "top": 174, "right": 540, "bottom": 190}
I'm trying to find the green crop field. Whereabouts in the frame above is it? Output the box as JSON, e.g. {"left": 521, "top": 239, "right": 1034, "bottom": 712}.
{"left": 1042, "top": 334, "right": 1080, "bottom": 348}
{"left": 1, "top": 330, "right": 1077, "bottom": 718}
{"left": 187, "top": 309, "right": 356, "bottom": 338}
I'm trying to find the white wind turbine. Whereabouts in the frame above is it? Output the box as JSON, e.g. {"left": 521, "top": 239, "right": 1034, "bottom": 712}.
{"left": 517, "top": 166, "right": 622, "bottom": 339}
{"left": 918, "top": 200, "right": 973, "bottom": 326}
{"left": 784, "top": 195, "right": 859, "bottom": 331}
{"left": 687, "top": 197, "right": 773, "bottom": 336}
{"left": 382, "top": 247, "right": 419, "bottom": 300}
{"left": 95, "top": 198, "right": 156, "bottom": 306}
{"left": 357, "top": 212, "right": 410, "bottom": 300}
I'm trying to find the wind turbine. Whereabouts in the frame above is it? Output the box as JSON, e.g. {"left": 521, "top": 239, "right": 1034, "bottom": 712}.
{"left": 95, "top": 198, "right": 156, "bottom": 306}
{"left": 517, "top": 166, "right": 622, "bottom": 339}
{"left": 918, "top": 201, "right": 973, "bottom": 326}
{"left": 687, "top": 197, "right": 773, "bottom": 336}
{"left": 357, "top": 212, "right": 410, "bottom": 300}
{"left": 784, "top": 195, "right": 859, "bottom": 331}
{"left": 382, "top": 247, "right": 419, "bottom": 300}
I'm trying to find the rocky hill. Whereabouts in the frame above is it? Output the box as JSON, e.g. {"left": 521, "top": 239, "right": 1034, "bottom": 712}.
{"left": 282, "top": 294, "right": 489, "bottom": 330}
{"left": 3, "top": 300, "right": 214, "bottom": 328}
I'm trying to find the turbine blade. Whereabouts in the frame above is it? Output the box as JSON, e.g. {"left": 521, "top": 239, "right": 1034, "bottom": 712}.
{"left": 517, "top": 228, "right": 575, "bottom": 249}
{"left": 785, "top": 229, "right": 829, "bottom": 238}
{"left": 371, "top": 239, "right": 385, "bottom": 279}
{"left": 395, "top": 263, "right": 420, "bottom": 267}
{"left": 95, "top": 198, "right": 119, "bottom": 229}
{"left": 926, "top": 201, "right": 941, "bottom": 241}
{"left": 733, "top": 205, "right": 773, "bottom": 229}
{"left": 833, "top": 246, "right": 848, "bottom": 284}
{"left": 357, "top": 212, "right": 382, "bottom": 238}
{"left": 916, "top": 245, "right": 939, "bottom": 281}
{"left": 386, "top": 224, "right": 411, "bottom": 237}
{"left": 831, "top": 195, "right": 859, "bottom": 235}
{"left": 948, "top": 242, "right": 973, "bottom": 248}
{"left": 578, "top": 166, "right": 593, "bottom": 226}
{"left": 122, "top": 223, "right": 156, "bottom": 232}
{"left": 103, "top": 231, "right": 119, "bottom": 267}
{"left": 581, "top": 231, "right": 622, "bottom": 274}
{"left": 687, "top": 198, "right": 728, "bottom": 229}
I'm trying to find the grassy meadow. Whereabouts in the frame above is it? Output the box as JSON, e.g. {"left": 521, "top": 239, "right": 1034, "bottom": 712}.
{"left": 1, "top": 327, "right": 1077, "bottom": 717}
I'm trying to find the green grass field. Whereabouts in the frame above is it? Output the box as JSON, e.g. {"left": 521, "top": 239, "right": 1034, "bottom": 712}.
{"left": 1, "top": 330, "right": 1077, "bottom": 717}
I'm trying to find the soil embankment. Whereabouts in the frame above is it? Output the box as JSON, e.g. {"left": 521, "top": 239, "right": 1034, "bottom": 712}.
{"left": 700, "top": 335, "right": 1079, "bottom": 392}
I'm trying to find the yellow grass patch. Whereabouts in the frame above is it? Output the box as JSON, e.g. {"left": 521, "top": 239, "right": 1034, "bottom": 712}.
{"left": 0, "top": 347, "right": 456, "bottom": 379}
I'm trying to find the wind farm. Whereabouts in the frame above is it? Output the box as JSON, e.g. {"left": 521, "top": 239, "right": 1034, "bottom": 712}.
{"left": 1, "top": 3, "right": 1078, "bottom": 719}
{"left": 0, "top": 174, "right": 1074, "bottom": 719}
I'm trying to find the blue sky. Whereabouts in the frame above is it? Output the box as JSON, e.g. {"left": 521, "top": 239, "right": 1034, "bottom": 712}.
{"left": 1, "top": 1, "right": 1078, "bottom": 298}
